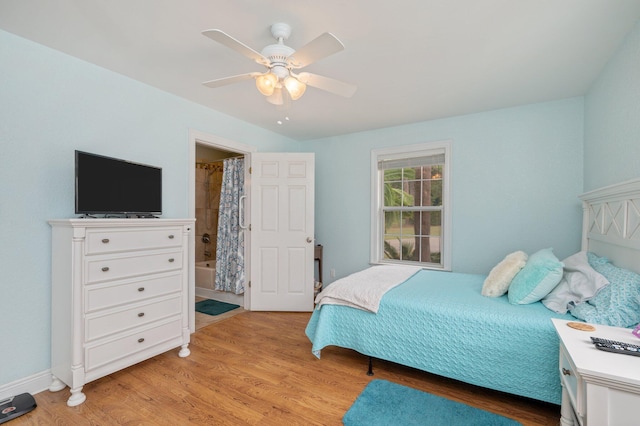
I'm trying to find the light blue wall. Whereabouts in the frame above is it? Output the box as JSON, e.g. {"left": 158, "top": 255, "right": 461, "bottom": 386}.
{"left": 584, "top": 21, "right": 640, "bottom": 191}
{"left": 304, "top": 98, "right": 585, "bottom": 280}
{"left": 2, "top": 15, "right": 638, "bottom": 392}
{"left": 0, "top": 30, "right": 297, "bottom": 387}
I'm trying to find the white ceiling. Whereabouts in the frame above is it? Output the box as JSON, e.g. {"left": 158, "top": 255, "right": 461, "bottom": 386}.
{"left": 2, "top": 1, "right": 640, "bottom": 141}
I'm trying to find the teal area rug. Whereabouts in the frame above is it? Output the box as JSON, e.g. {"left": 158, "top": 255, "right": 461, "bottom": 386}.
{"left": 195, "top": 299, "right": 240, "bottom": 316}
{"left": 343, "top": 380, "right": 521, "bottom": 426}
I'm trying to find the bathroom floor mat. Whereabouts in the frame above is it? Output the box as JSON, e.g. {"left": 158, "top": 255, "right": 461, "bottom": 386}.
{"left": 195, "top": 299, "right": 240, "bottom": 316}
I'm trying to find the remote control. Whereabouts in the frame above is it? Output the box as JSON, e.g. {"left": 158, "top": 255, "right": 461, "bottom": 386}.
{"left": 590, "top": 337, "right": 640, "bottom": 357}
{"left": 591, "top": 336, "right": 640, "bottom": 348}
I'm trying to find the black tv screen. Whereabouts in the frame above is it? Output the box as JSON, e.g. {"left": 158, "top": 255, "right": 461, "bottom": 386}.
{"left": 75, "top": 150, "right": 162, "bottom": 216}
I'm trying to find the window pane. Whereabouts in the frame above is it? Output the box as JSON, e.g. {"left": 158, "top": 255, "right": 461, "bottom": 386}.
{"left": 406, "top": 236, "right": 419, "bottom": 261}
{"left": 383, "top": 235, "right": 415, "bottom": 261}
{"left": 384, "top": 168, "right": 418, "bottom": 208}
{"left": 384, "top": 209, "right": 443, "bottom": 265}
{"left": 383, "top": 168, "right": 402, "bottom": 183}
{"left": 430, "top": 165, "right": 443, "bottom": 206}
{"left": 383, "top": 235, "right": 441, "bottom": 265}
{"left": 383, "top": 181, "right": 402, "bottom": 207}
{"left": 401, "top": 167, "right": 416, "bottom": 181}
{"left": 402, "top": 210, "right": 415, "bottom": 229}
{"left": 384, "top": 211, "right": 401, "bottom": 233}
{"left": 406, "top": 165, "right": 443, "bottom": 207}
{"left": 383, "top": 235, "right": 401, "bottom": 260}
{"left": 385, "top": 211, "right": 442, "bottom": 248}
{"left": 409, "top": 212, "right": 442, "bottom": 236}
{"left": 430, "top": 211, "right": 442, "bottom": 235}
{"left": 406, "top": 180, "right": 419, "bottom": 206}
{"left": 417, "top": 236, "right": 441, "bottom": 264}
{"left": 385, "top": 212, "right": 413, "bottom": 241}
{"left": 411, "top": 211, "right": 421, "bottom": 235}
{"left": 423, "top": 211, "right": 442, "bottom": 235}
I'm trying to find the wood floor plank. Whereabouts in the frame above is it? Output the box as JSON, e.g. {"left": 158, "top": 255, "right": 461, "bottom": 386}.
{"left": 12, "top": 311, "right": 560, "bottom": 425}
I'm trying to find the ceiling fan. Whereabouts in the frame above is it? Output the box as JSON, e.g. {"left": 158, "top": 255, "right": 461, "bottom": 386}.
{"left": 201, "top": 23, "right": 357, "bottom": 106}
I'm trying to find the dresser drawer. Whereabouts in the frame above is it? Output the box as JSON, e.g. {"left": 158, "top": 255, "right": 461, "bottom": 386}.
{"left": 85, "top": 227, "right": 183, "bottom": 255}
{"left": 85, "top": 296, "right": 182, "bottom": 341}
{"left": 559, "top": 344, "right": 585, "bottom": 422}
{"left": 85, "top": 272, "right": 182, "bottom": 312}
{"left": 86, "top": 250, "right": 182, "bottom": 284}
{"left": 85, "top": 318, "right": 182, "bottom": 372}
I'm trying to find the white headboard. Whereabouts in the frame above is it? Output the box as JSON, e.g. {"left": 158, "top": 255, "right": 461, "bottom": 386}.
{"left": 581, "top": 178, "right": 640, "bottom": 275}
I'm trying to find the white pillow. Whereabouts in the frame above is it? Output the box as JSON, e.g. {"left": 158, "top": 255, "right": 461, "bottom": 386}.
{"left": 542, "top": 251, "right": 610, "bottom": 313}
{"left": 482, "top": 251, "right": 528, "bottom": 297}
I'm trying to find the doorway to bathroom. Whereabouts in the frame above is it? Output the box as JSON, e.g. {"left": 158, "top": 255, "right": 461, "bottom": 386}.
{"left": 187, "top": 130, "right": 256, "bottom": 331}
{"left": 194, "top": 145, "right": 243, "bottom": 304}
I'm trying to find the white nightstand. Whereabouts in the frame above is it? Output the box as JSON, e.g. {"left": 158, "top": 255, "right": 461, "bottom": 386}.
{"left": 552, "top": 319, "right": 640, "bottom": 426}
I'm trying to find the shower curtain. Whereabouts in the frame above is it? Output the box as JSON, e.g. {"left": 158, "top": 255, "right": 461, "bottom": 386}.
{"left": 214, "top": 157, "right": 245, "bottom": 294}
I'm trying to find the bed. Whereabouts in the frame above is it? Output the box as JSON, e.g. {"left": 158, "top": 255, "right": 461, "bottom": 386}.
{"left": 306, "top": 178, "right": 640, "bottom": 406}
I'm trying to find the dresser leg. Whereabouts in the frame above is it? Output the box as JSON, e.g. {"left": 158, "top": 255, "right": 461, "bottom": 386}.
{"left": 67, "top": 387, "right": 86, "bottom": 407}
{"left": 178, "top": 343, "right": 190, "bottom": 358}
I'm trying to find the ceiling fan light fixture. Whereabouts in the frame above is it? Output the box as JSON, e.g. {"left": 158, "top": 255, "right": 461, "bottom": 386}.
{"left": 284, "top": 76, "right": 306, "bottom": 100}
{"left": 255, "top": 72, "right": 278, "bottom": 96}
{"left": 266, "top": 87, "right": 284, "bottom": 105}
{"left": 203, "top": 23, "right": 356, "bottom": 101}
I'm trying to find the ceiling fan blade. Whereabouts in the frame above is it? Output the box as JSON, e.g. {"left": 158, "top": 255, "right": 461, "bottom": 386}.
{"left": 202, "top": 29, "right": 270, "bottom": 67}
{"left": 288, "top": 33, "right": 344, "bottom": 68}
{"left": 202, "top": 72, "right": 260, "bottom": 88}
{"left": 297, "top": 72, "right": 357, "bottom": 98}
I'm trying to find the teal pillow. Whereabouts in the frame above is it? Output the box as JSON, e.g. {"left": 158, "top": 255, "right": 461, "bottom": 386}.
{"left": 569, "top": 252, "right": 640, "bottom": 327}
{"left": 508, "top": 248, "right": 564, "bottom": 304}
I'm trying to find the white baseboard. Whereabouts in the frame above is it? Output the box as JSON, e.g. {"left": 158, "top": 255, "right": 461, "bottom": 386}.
{"left": 195, "top": 287, "right": 243, "bottom": 306}
{"left": 0, "top": 370, "right": 55, "bottom": 400}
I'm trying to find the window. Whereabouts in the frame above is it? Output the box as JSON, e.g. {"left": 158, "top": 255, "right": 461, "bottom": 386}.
{"left": 371, "top": 141, "right": 451, "bottom": 270}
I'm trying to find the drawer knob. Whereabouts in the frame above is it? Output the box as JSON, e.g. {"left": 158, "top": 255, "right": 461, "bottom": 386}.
{"left": 101, "top": 266, "right": 109, "bottom": 272}
{"left": 168, "top": 235, "right": 175, "bottom": 239}
{"left": 138, "top": 312, "right": 145, "bottom": 317}
{"left": 138, "top": 338, "right": 145, "bottom": 343}
{"left": 101, "top": 238, "right": 110, "bottom": 244}
{"left": 138, "top": 287, "right": 145, "bottom": 292}
{"left": 562, "top": 367, "right": 572, "bottom": 376}
{"left": 168, "top": 258, "right": 175, "bottom": 263}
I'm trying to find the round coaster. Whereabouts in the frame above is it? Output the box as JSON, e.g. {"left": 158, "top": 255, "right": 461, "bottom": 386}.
{"left": 567, "top": 322, "right": 595, "bottom": 332}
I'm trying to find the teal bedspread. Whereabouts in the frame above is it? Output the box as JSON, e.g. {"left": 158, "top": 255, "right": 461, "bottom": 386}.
{"left": 305, "top": 270, "right": 576, "bottom": 404}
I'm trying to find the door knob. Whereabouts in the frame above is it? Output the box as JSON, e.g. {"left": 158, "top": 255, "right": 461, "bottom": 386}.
{"left": 306, "top": 237, "right": 313, "bottom": 243}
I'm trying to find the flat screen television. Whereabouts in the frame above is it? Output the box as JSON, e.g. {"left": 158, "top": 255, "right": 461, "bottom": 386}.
{"left": 75, "top": 150, "right": 162, "bottom": 216}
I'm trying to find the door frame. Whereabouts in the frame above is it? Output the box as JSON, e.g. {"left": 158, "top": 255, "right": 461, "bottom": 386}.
{"left": 187, "top": 129, "right": 256, "bottom": 332}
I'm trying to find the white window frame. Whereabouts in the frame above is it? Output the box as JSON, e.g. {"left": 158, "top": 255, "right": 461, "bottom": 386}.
{"left": 370, "top": 140, "right": 452, "bottom": 271}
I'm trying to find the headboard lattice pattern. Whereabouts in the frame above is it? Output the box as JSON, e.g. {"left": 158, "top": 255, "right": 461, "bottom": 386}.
{"left": 587, "top": 196, "right": 640, "bottom": 244}
{"left": 581, "top": 178, "right": 640, "bottom": 274}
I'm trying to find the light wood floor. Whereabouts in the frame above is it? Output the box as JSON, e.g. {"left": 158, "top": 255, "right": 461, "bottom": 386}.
{"left": 14, "top": 311, "right": 560, "bottom": 425}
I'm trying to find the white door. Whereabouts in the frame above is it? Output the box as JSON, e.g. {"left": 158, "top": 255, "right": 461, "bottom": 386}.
{"left": 249, "top": 153, "right": 315, "bottom": 311}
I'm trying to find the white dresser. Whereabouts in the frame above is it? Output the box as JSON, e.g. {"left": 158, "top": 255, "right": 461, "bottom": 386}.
{"left": 552, "top": 319, "right": 640, "bottom": 426}
{"left": 48, "top": 218, "right": 194, "bottom": 406}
